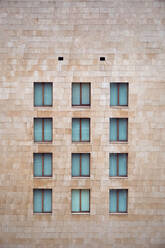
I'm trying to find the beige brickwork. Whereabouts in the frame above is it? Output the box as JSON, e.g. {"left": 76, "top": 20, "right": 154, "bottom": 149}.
{"left": 0, "top": 0, "right": 165, "bottom": 247}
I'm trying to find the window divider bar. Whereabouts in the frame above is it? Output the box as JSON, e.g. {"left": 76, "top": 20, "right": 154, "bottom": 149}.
{"left": 80, "top": 189, "right": 82, "bottom": 212}
{"left": 80, "top": 154, "right": 82, "bottom": 176}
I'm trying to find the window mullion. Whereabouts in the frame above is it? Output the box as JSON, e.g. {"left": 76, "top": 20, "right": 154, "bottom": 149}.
{"left": 117, "top": 154, "right": 119, "bottom": 176}
{"left": 42, "top": 190, "right": 44, "bottom": 212}
{"left": 80, "top": 154, "right": 82, "bottom": 176}
{"left": 117, "top": 190, "right": 119, "bottom": 212}
{"left": 42, "top": 154, "right": 44, "bottom": 176}
{"left": 80, "top": 190, "right": 81, "bottom": 212}
{"left": 80, "top": 83, "right": 82, "bottom": 105}
{"left": 42, "top": 84, "right": 44, "bottom": 105}
{"left": 42, "top": 119, "right": 44, "bottom": 141}
{"left": 80, "top": 119, "right": 81, "bottom": 141}
{"left": 117, "top": 84, "right": 120, "bottom": 105}
{"left": 117, "top": 119, "right": 119, "bottom": 141}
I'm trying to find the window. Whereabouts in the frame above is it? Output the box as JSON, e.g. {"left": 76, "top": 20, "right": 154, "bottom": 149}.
{"left": 72, "top": 189, "right": 90, "bottom": 213}
{"left": 72, "top": 153, "right": 90, "bottom": 177}
{"left": 72, "top": 83, "right": 90, "bottom": 106}
{"left": 33, "top": 189, "right": 52, "bottom": 213}
{"left": 34, "top": 83, "right": 52, "bottom": 106}
{"left": 34, "top": 153, "right": 52, "bottom": 177}
{"left": 109, "top": 189, "right": 128, "bottom": 213}
{"left": 110, "top": 83, "right": 128, "bottom": 106}
{"left": 72, "top": 118, "right": 90, "bottom": 142}
{"left": 110, "top": 118, "right": 128, "bottom": 142}
{"left": 109, "top": 153, "right": 128, "bottom": 177}
{"left": 34, "top": 118, "right": 52, "bottom": 142}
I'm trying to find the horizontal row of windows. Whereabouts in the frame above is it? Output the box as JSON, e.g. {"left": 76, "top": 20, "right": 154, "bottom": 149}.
{"left": 33, "top": 189, "right": 128, "bottom": 214}
{"left": 34, "top": 82, "right": 129, "bottom": 107}
{"left": 34, "top": 118, "right": 128, "bottom": 142}
{"left": 33, "top": 153, "right": 128, "bottom": 177}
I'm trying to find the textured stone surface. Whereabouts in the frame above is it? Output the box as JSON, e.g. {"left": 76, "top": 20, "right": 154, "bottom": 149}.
{"left": 0, "top": 0, "right": 165, "bottom": 247}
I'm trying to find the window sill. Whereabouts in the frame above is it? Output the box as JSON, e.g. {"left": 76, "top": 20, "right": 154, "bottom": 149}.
{"left": 72, "top": 141, "right": 90, "bottom": 143}
{"left": 110, "top": 106, "right": 128, "bottom": 108}
{"left": 72, "top": 176, "right": 90, "bottom": 179}
{"left": 34, "top": 105, "right": 53, "bottom": 107}
{"left": 72, "top": 212, "right": 90, "bottom": 215}
{"left": 33, "top": 177, "right": 52, "bottom": 179}
{"left": 110, "top": 141, "right": 128, "bottom": 144}
{"left": 72, "top": 105, "right": 91, "bottom": 108}
{"left": 109, "top": 212, "right": 128, "bottom": 215}
{"left": 33, "top": 212, "right": 52, "bottom": 215}
{"left": 109, "top": 176, "right": 128, "bottom": 179}
{"left": 34, "top": 142, "right": 52, "bottom": 144}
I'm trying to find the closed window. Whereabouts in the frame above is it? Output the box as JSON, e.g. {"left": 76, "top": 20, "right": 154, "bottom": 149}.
{"left": 109, "top": 189, "right": 128, "bottom": 213}
{"left": 72, "top": 83, "right": 90, "bottom": 106}
{"left": 72, "top": 118, "right": 90, "bottom": 142}
{"left": 110, "top": 83, "right": 128, "bottom": 106}
{"left": 72, "top": 189, "right": 90, "bottom": 213}
{"left": 109, "top": 153, "right": 128, "bottom": 177}
{"left": 34, "top": 153, "right": 52, "bottom": 177}
{"left": 33, "top": 189, "right": 52, "bottom": 213}
{"left": 34, "top": 118, "right": 52, "bottom": 142}
{"left": 110, "top": 118, "right": 128, "bottom": 142}
{"left": 34, "top": 83, "right": 52, "bottom": 106}
{"left": 72, "top": 153, "right": 90, "bottom": 177}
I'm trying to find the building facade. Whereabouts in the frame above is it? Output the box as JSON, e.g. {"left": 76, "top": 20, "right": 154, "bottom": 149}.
{"left": 0, "top": 0, "right": 165, "bottom": 247}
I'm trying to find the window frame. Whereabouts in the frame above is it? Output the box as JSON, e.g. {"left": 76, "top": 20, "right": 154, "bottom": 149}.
{"left": 110, "top": 118, "right": 128, "bottom": 142}
{"left": 34, "top": 118, "right": 53, "bottom": 143}
{"left": 72, "top": 118, "right": 90, "bottom": 142}
{"left": 33, "top": 189, "right": 52, "bottom": 214}
{"left": 71, "top": 153, "right": 90, "bottom": 177}
{"left": 109, "top": 189, "right": 128, "bottom": 214}
{"left": 110, "top": 82, "right": 128, "bottom": 107}
{"left": 72, "top": 83, "right": 91, "bottom": 106}
{"left": 34, "top": 82, "right": 53, "bottom": 107}
{"left": 109, "top": 153, "right": 128, "bottom": 177}
{"left": 71, "top": 189, "right": 90, "bottom": 213}
{"left": 33, "top": 153, "right": 52, "bottom": 177}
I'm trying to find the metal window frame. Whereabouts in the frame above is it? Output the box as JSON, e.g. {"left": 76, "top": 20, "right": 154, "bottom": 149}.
{"left": 71, "top": 153, "right": 90, "bottom": 177}
{"left": 34, "top": 118, "right": 53, "bottom": 143}
{"left": 72, "top": 83, "right": 91, "bottom": 106}
{"left": 71, "top": 189, "right": 90, "bottom": 213}
{"left": 33, "top": 189, "right": 52, "bottom": 213}
{"left": 109, "top": 153, "right": 128, "bottom": 177}
{"left": 33, "top": 153, "right": 52, "bottom": 177}
{"left": 34, "top": 82, "right": 53, "bottom": 107}
{"left": 109, "top": 189, "right": 128, "bottom": 213}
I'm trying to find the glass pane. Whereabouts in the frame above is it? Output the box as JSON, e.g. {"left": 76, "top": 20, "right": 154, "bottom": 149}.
{"left": 81, "top": 190, "right": 89, "bottom": 212}
{"left": 72, "top": 190, "right": 80, "bottom": 212}
{"left": 44, "top": 83, "right": 52, "bottom": 106}
{"left": 118, "top": 154, "right": 127, "bottom": 176}
{"left": 72, "top": 119, "right": 80, "bottom": 141}
{"left": 34, "top": 83, "right": 42, "bottom": 106}
{"left": 44, "top": 154, "right": 52, "bottom": 176}
{"left": 110, "top": 118, "right": 117, "bottom": 141}
{"left": 34, "top": 154, "right": 42, "bottom": 177}
{"left": 34, "top": 189, "right": 42, "bottom": 213}
{"left": 119, "top": 119, "right": 127, "bottom": 141}
{"left": 81, "top": 119, "right": 90, "bottom": 141}
{"left": 44, "top": 119, "right": 52, "bottom": 142}
{"left": 109, "top": 154, "right": 117, "bottom": 176}
{"left": 118, "top": 190, "right": 127, "bottom": 212}
{"left": 119, "top": 83, "right": 128, "bottom": 106}
{"left": 110, "top": 83, "right": 118, "bottom": 106}
{"left": 82, "top": 84, "right": 90, "bottom": 105}
{"left": 43, "top": 190, "right": 52, "bottom": 212}
{"left": 72, "top": 84, "right": 80, "bottom": 105}
{"left": 34, "top": 119, "right": 42, "bottom": 142}
{"left": 72, "top": 154, "right": 80, "bottom": 176}
{"left": 81, "top": 154, "right": 90, "bottom": 176}
{"left": 109, "top": 190, "right": 117, "bottom": 213}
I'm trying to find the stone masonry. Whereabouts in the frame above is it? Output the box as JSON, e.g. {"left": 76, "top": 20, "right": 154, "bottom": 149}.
{"left": 0, "top": 0, "right": 165, "bottom": 247}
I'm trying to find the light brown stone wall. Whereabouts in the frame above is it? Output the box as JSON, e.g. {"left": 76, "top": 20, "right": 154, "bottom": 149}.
{"left": 0, "top": 0, "right": 165, "bottom": 247}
